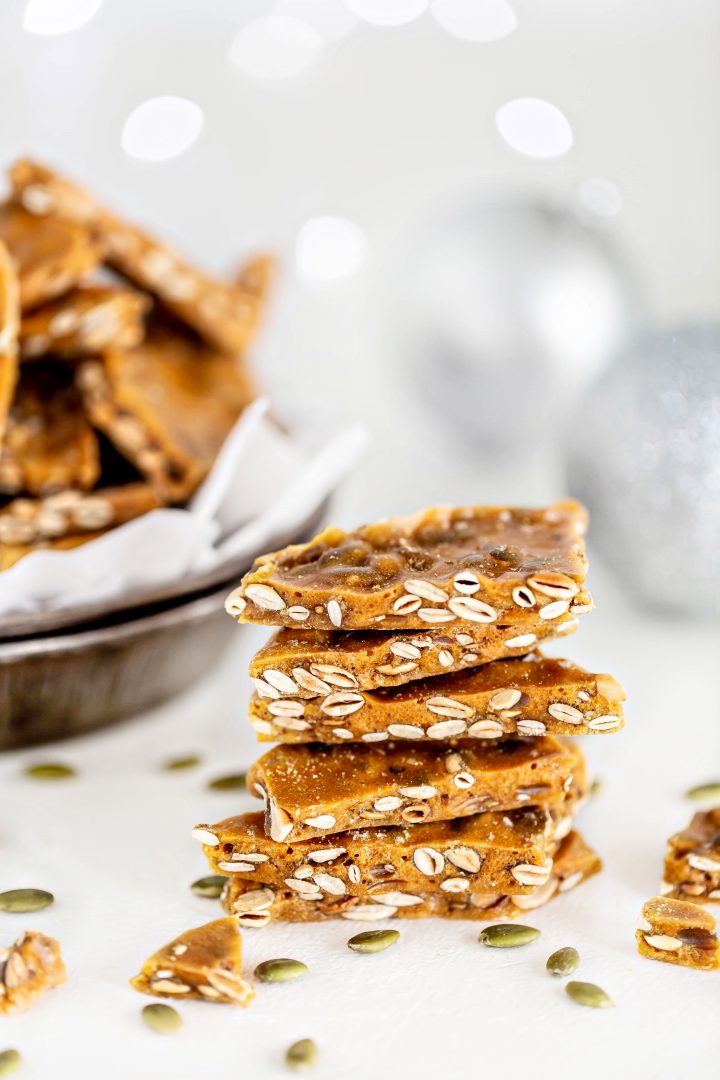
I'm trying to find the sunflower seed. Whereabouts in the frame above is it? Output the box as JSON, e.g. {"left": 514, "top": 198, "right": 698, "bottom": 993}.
{"left": 320, "top": 692, "right": 365, "bottom": 717}
{"left": 190, "top": 875, "right": 226, "bottom": 898}
{"left": 270, "top": 802, "right": 294, "bottom": 842}
{"left": 511, "top": 860, "right": 553, "bottom": 886}
{"left": 371, "top": 891, "right": 422, "bottom": 907}
{"left": 141, "top": 1003, "right": 183, "bottom": 1033}
{"left": 310, "top": 665, "right": 358, "bottom": 688}
{"left": 327, "top": 600, "right": 343, "bottom": 627}
{"left": 468, "top": 719, "right": 504, "bottom": 738}
{"left": 687, "top": 853, "right": 720, "bottom": 872}
{"left": 254, "top": 958, "right": 308, "bottom": 983}
{"left": 375, "top": 662, "right": 418, "bottom": 676}
{"left": 285, "top": 878, "right": 323, "bottom": 897}
{"left": 446, "top": 847, "right": 482, "bottom": 872}
{"left": 438, "top": 649, "right": 454, "bottom": 667}
{"left": 246, "top": 583, "right": 286, "bottom": 611}
{"left": 489, "top": 689, "right": 522, "bottom": 711}
{"left": 448, "top": 596, "right": 498, "bottom": 623}
{"left": 208, "top": 773, "right": 247, "bottom": 791}
{"left": 348, "top": 865, "right": 362, "bottom": 884}
{"left": 478, "top": 923, "right": 540, "bottom": 948}
{"left": 393, "top": 595, "right": 422, "bottom": 615}
{"left": 292, "top": 668, "right": 331, "bottom": 695}
{"left": 398, "top": 785, "right": 437, "bottom": 799}
{"left": 148, "top": 979, "right": 191, "bottom": 994}
{"left": 404, "top": 579, "right": 448, "bottom": 603}
{"left": 565, "top": 981, "right": 613, "bottom": 1008}
{"left": 264, "top": 670, "right": 300, "bottom": 694}
{"left": 527, "top": 573, "right": 579, "bottom": 599}
{"left": 236, "top": 909, "right": 272, "bottom": 927}
{"left": 302, "top": 815, "right": 336, "bottom": 830}
{"left": 644, "top": 934, "right": 682, "bottom": 951}
{"left": 687, "top": 781, "right": 720, "bottom": 802}
{"left": 427, "top": 719, "right": 468, "bottom": 739}
{"left": 0, "top": 888, "right": 54, "bottom": 913}
{"left": 24, "top": 762, "right": 75, "bottom": 780}
{"left": 546, "top": 946, "right": 580, "bottom": 977}
{"left": 293, "top": 866, "right": 314, "bottom": 879}
{"left": 512, "top": 585, "right": 536, "bottom": 608}
{"left": 453, "top": 771, "right": 475, "bottom": 789}
{"left": 287, "top": 605, "right": 311, "bottom": 622}
{"left": 313, "top": 873, "right": 346, "bottom": 896}
{"left": 347, "top": 929, "right": 400, "bottom": 953}
{"left": 440, "top": 877, "right": 469, "bottom": 893}
{"left": 0, "top": 1050, "right": 21, "bottom": 1076}
{"left": 504, "top": 634, "right": 536, "bottom": 648}
{"left": 517, "top": 719, "right": 546, "bottom": 736}
{"left": 192, "top": 827, "right": 220, "bottom": 846}
{"left": 426, "top": 696, "right": 474, "bottom": 719}
{"left": 268, "top": 700, "right": 306, "bottom": 719}
{"left": 445, "top": 752, "right": 464, "bottom": 773}
{"left": 587, "top": 715, "right": 621, "bottom": 732}
{"left": 165, "top": 755, "right": 201, "bottom": 771}
{"left": 547, "top": 703, "right": 583, "bottom": 724}
{"left": 413, "top": 848, "right": 445, "bottom": 875}
{"left": 232, "top": 887, "right": 275, "bottom": 913}
{"left": 538, "top": 600, "right": 570, "bottom": 620}
{"left": 307, "top": 847, "right": 346, "bottom": 865}
{"left": 389, "top": 642, "right": 421, "bottom": 660}
{"left": 418, "top": 608, "right": 456, "bottom": 623}
{"left": 362, "top": 732, "right": 389, "bottom": 742}
{"left": 253, "top": 677, "right": 280, "bottom": 699}
{"left": 387, "top": 723, "right": 424, "bottom": 739}
{"left": 286, "top": 1038, "right": 318, "bottom": 1072}
{"left": 341, "top": 904, "right": 397, "bottom": 921}
{"left": 558, "top": 871, "right": 584, "bottom": 893}
{"left": 374, "top": 796, "right": 403, "bottom": 812}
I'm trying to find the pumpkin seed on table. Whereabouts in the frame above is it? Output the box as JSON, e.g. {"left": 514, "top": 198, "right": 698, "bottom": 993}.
{"left": 254, "top": 958, "right": 308, "bottom": 983}
{"left": 347, "top": 929, "right": 400, "bottom": 954}
{"left": 24, "top": 762, "right": 75, "bottom": 780}
{"left": 286, "top": 1038, "right": 318, "bottom": 1072}
{"left": 141, "top": 1003, "right": 183, "bottom": 1033}
{"left": 566, "top": 981, "right": 613, "bottom": 1008}
{"left": 165, "top": 755, "right": 202, "bottom": 771}
{"left": 686, "top": 781, "right": 720, "bottom": 802}
{"left": 208, "top": 773, "right": 246, "bottom": 792}
{"left": 190, "top": 875, "right": 226, "bottom": 899}
{"left": 0, "top": 888, "right": 54, "bottom": 913}
{"left": 478, "top": 924, "right": 540, "bottom": 948}
{"left": 546, "top": 947, "right": 580, "bottom": 977}
{"left": 0, "top": 1050, "right": 21, "bottom": 1077}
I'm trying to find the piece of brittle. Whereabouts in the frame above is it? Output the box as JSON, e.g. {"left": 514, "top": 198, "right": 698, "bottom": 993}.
{"left": 0, "top": 202, "right": 101, "bottom": 312}
{"left": 226, "top": 501, "right": 588, "bottom": 632}
{"left": 662, "top": 808, "right": 720, "bottom": 902}
{"left": 130, "top": 917, "right": 254, "bottom": 1005}
{"left": 0, "top": 930, "right": 66, "bottom": 1013}
{"left": 196, "top": 807, "right": 575, "bottom": 908}
{"left": 20, "top": 285, "right": 150, "bottom": 361}
{"left": 248, "top": 651, "right": 626, "bottom": 744}
{"left": 636, "top": 896, "right": 720, "bottom": 971}
{"left": 11, "top": 160, "right": 266, "bottom": 356}
{"left": 78, "top": 315, "right": 256, "bottom": 502}
{"left": 0, "top": 362, "right": 100, "bottom": 496}
{"left": 0, "top": 482, "right": 162, "bottom": 546}
{"left": 246, "top": 737, "right": 587, "bottom": 843}
{"left": 0, "top": 529, "right": 107, "bottom": 571}
{"left": 221, "top": 829, "right": 600, "bottom": 925}
{"left": 0, "top": 237, "right": 20, "bottom": 441}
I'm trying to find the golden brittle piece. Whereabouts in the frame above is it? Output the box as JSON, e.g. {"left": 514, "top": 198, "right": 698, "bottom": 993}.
{"left": 221, "top": 829, "right": 600, "bottom": 925}
{"left": 662, "top": 809, "right": 720, "bottom": 902}
{"left": 636, "top": 896, "right": 720, "bottom": 971}
{"left": 246, "top": 594, "right": 591, "bottom": 696}
{"left": 20, "top": 285, "right": 150, "bottom": 360}
{"left": 11, "top": 160, "right": 266, "bottom": 355}
{"left": 0, "top": 930, "right": 66, "bottom": 1013}
{"left": 0, "top": 363, "right": 100, "bottom": 496}
{"left": 0, "top": 202, "right": 100, "bottom": 312}
{"left": 227, "top": 501, "right": 588, "bottom": 632}
{"left": 248, "top": 651, "right": 626, "bottom": 744}
{"left": 0, "top": 238, "right": 20, "bottom": 440}
{"left": 0, "top": 482, "right": 162, "bottom": 546}
{"left": 78, "top": 316, "right": 256, "bottom": 502}
{"left": 0, "top": 529, "right": 106, "bottom": 571}
{"left": 130, "top": 917, "right": 254, "bottom": 1005}
{"left": 196, "top": 807, "right": 573, "bottom": 906}
{"left": 247, "top": 737, "right": 586, "bottom": 843}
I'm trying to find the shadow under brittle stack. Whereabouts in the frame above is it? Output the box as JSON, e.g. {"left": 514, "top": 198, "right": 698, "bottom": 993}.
{"left": 193, "top": 501, "right": 626, "bottom": 926}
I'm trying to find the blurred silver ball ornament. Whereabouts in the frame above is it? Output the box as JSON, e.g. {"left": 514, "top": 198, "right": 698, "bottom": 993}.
{"left": 385, "top": 198, "right": 637, "bottom": 456}
{"left": 568, "top": 324, "right": 720, "bottom": 616}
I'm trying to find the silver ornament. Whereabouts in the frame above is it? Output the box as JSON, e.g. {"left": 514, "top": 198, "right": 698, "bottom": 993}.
{"left": 568, "top": 323, "right": 720, "bottom": 616}
{"left": 385, "top": 198, "right": 636, "bottom": 455}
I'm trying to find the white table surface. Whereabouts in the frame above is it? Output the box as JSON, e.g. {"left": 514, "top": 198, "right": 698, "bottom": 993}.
{"left": 3, "top": 561, "right": 720, "bottom": 1080}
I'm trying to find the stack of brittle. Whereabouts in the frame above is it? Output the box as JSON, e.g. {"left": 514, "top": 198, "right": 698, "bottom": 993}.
{"left": 0, "top": 160, "right": 270, "bottom": 570}
{"left": 193, "top": 501, "right": 626, "bottom": 926}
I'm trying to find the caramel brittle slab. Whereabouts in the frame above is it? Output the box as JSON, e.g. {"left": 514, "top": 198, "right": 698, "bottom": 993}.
{"left": 0, "top": 529, "right": 106, "bottom": 571}
{"left": 249, "top": 651, "right": 626, "bottom": 744}
{"left": 197, "top": 807, "right": 573, "bottom": 903}
{"left": 11, "top": 160, "right": 265, "bottom": 355}
{"left": 20, "top": 285, "right": 150, "bottom": 360}
{"left": 246, "top": 593, "right": 591, "bottom": 697}
{"left": 226, "top": 501, "right": 588, "bottom": 632}
{"left": 0, "top": 238, "right": 20, "bottom": 440}
{"left": 0, "top": 931, "right": 66, "bottom": 1013}
{"left": 0, "top": 363, "right": 100, "bottom": 496}
{"left": 636, "top": 896, "right": 720, "bottom": 971}
{"left": 221, "top": 829, "right": 600, "bottom": 926}
{"left": 78, "top": 316, "right": 256, "bottom": 502}
{"left": 662, "top": 809, "right": 720, "bottom": 902}
{"left": 247, "top": 737, "right": 586, "bottom": 843}
{"left": 0, "top": 202, "right": 100, "bottom": 311}
{"left": 0, "top": 482, "right": 162, "bottom": 546}
{"left": 130, "top": 917, "right": 254, "bottom": 1005}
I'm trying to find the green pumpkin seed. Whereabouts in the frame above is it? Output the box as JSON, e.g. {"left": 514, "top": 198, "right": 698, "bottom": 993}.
{"left": 565, "top": 980, "right": 613, "bottom": 1008}
{"left": 141, "top": 1003, "right": 183, "bottom": 1033}
{"left": 478, "top": 923, "right": 540, "bottom": 948}
{"left": 347, "top": 929, "right": 400, "bottom": 954}
{"left": 0, "top": 888, "right": 54, "bottom": 913}
{"left": 208, "top": 773, "right": 246, "bottom": 791}
{"left": 546, "top": 946, "right": 580, "bottom": 976}
{"left": 254, "top": 958, "right": 308, "bottom": 984}
{"left": 190, "top": 875, "right": 226, "bottom": 899}
{"left": 165, "top": 755, "right": 202, "bottom": 771}
{"left": 686, "top": 781, "right": 720, "bottom": 802}
{"left": 285, "top": 1038, "right": 318, "bottom": 1072}
{"left": 0, "top": 1050, "right": 21, "bottom": 1077}
{"left": 25, "top": 762, "right": 75, "bottom": 780}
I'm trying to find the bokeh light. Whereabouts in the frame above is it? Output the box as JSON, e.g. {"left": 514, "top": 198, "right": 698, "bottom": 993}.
{"left": 345, "top": 0, "right": 428, "bottom": 28}
{"left": 495, "top": 97, "right": 573, "bottom": 159}
{"left": 295, "top": 216, "right": 368, "bottom": 281}
{"left": 430, "top": 0, "right": 517, "bottom": 42}
{"left": 272, "top": 0, "right": 359, "bottom": 42}
{"left": 121, "top": 97, "right": 204, "bottom": 162}
{"left": 229, "top": 15, "right": 324, "bottom": 81}
{"left": 577, "top": 177, "right": 624, "bottom": 219}
{"left": 23, "top": 0, "right": 103, "bottom": 35}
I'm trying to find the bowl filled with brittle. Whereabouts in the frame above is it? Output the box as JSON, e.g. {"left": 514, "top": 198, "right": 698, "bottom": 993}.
{"left": 0, "top": 160, "right": 364, "bottom": 749}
